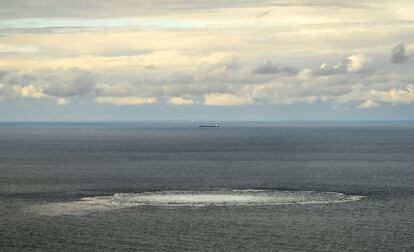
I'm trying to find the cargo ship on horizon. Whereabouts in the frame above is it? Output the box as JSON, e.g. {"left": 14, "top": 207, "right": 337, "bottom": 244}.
{"left": 199, "top": 123, "right": 220, "bottom": 128}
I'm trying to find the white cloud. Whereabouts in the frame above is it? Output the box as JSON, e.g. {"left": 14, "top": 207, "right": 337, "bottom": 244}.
{"left": 347, "top": 54, "right": 369, "bottom": 72}
{"left": 13, "top": 85, "right": 46, "bottom": 98}
{"left": 357, "top": 100, "right": 378, "bottom": 109}
{"left": 204, "top": 93, "right": 253, "bottom": 106}
{"left": 336, "top": 83, "right": 414, "bottom": 106}
{"left": 94, "top": 96, "right": 157, "bottom": 106}
{"left": 56, "top": 97, "right": 70, "bottom": 105}
{"left": 369, "top": 84, "right": 414, "bottom": 104}
{"left": 0, "top": 43, "right": 39, "bottom": 53}
{"left": 317, "top": 54, "right": 370, "bottom": 75}
{"left": 169, "top": 96, "right": 194, "bottom": 105}
{"left": 298, "top": 69, "right": 313, "bottom": 80}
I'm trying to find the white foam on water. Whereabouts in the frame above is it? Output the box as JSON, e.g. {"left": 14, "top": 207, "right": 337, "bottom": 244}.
{"left": 28, "top": 190, "right": 365, "bottom": 216}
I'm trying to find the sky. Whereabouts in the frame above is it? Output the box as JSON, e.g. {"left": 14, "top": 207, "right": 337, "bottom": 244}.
{"left": 0, "top": 0, "right": 414, "bottom": 121}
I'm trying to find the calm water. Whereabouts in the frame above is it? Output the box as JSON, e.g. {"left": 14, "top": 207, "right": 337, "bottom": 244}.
{"left": 0, "top": 122, "right": 413, "bottom": 251}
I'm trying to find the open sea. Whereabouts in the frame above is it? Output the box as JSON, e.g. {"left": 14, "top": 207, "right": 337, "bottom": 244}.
{"left": 0, "top": 122, "right": 413, "bottom": 251}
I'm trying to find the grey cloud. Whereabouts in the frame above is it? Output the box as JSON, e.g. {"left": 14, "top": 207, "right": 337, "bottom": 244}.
{"left": 95, "top": 70, "right": 241, "bottom": 98}
{"left": 43, "top": 69, "right": 96, "bottom": 97}
{"left": 2, "top": 68, "right": 97, "bottom": 98}
{"left": 391, "top": 44, "right": 413, "bottom": 64}
{"left": 0, "top": 70, "right": 8, "bottom": 79}
{"left": 196, "top": 55, "right": 240, "bottom": 82}
{"left": 3, "top": 72, "right": 37, "bottom": 85}
{"left": 93, "top": 54, "right": 250, "bottom": 98}
{"left": 94, "top": 72, "right": 196, "bottom": 97}
{"left": 203, "top": 55, "right": 240, "bottom": 71}
{"left": 252, "top": 61, "right": 299, "bottom": 76}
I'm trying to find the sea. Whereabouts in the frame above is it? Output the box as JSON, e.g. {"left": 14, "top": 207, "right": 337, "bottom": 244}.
{"left": 0, "top": 122, "right": 413, "bottom": 251}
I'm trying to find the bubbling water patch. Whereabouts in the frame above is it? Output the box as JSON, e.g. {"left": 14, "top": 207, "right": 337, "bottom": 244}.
{"left": 29, "top": 190, "right": 365, "bottom": 216}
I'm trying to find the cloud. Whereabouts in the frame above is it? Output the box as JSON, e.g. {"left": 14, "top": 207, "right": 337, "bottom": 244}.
{"left": 0, "top": 83, "right": 6, "bottom": 99}
{"left": 369, "top": 84, "right": 414, "bottom": 104}
{"left": 336, "top": 83, "right": 414, "bottom": 106}
{"left": 95, "top": 82, "right": 137, "bottom": 97}
{"left": 0, "top": 43, "right": 39, "bottom": 54}
{"left": 317, "top": 54, "right": 370, "bottom": 75}
{"left": 391, "top": 44, "right": 413, "bottom": 64}
{"left": 12, "top": 84, "right": 72, "bottom": 105}
{"left": 56, "top": 97, "right": 70, "bottom": 105}
{"left": 0, "top": 70, "right": 7, "bottom": 79}
{"left": 196, "top": 53, "right": 240, "bottom": 81}
{"left": 0, "top": 50, "right": 239, "bottom": 73}
{"left": 0, "top": 68, "right": 96, "bottom": 98}
{"left": 42, "top": 68, "right": 96, "bottom": 97}
{"left": 1, "top": 1, "right": 361, "bottom": 19}
{"left": 357, "top": 100, "right": 378, "bottom": 109}
{"left": 0, "top": 68, "right": 96, "bottom": 104}
{"left": 252, "top": 61, "right": 298, "bottom": 76}
{"left": 169, "top": 96, "right": 194, "bottom": 105}
{"left": 298, "top": 69, "right": 313, "bottom": 80}
{"left": 2, "top": 51, "right": 414, "bottom": 110}
{"left": 347, "top": 54, "right": 369, "bottom": 72}
{"left": 0, "top": 0, "right": 383, "bottom": 22}
{"left": 94, "top": 96, "right": 157, "bottom": 106}
{"left": 13, "top": 85, "right": 46, "bottom": 98}
{"left": 204, "top": 93, "right": 253, "bottom": 106}
{"left": 1, "top": 0, "right": 414, "bottom": 120}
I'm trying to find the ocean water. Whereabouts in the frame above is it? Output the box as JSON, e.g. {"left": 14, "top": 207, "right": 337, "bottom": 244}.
{"left": 0, "top": 122, "right": 413, "bottom": 251}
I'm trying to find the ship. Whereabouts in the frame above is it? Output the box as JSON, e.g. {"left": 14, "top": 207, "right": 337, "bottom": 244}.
{"left": 199, "top": 123, "right": 220, "bottom": 128}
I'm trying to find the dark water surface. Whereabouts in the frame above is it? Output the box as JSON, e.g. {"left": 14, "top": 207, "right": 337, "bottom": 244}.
{"left": 0, "top": 122, "right": 413, "bottom": 251}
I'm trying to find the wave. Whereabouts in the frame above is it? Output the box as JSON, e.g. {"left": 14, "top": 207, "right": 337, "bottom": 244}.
{"left": 27, "top": 190, "right": 365, "bottom": 216}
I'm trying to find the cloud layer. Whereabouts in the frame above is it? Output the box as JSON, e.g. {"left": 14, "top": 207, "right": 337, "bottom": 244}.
{"left": 1, "top": 0, "right": 414, "bottom": 117}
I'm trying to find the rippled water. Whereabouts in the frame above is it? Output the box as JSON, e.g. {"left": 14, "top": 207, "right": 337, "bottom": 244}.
{"left": 1, "top": 122, "right": 413, "bottom": 251}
